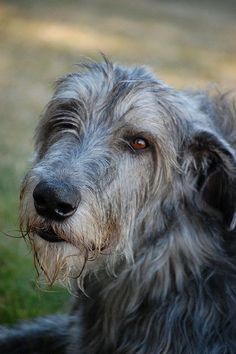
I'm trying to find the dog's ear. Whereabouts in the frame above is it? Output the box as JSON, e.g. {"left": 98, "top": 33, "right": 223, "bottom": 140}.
{"left": 187, "top": 131, "right": 236, "bottom": 230}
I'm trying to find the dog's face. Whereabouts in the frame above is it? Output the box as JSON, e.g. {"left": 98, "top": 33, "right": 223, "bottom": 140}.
{"left": 20, "top": 62, "right": 180, "bottom": 283}
{"left": 20, "top": 61, "right": 236, "bottom": 285}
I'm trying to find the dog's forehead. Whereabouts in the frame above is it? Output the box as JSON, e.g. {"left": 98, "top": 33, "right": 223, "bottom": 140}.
{"left": 53, "top": 63, "right": 173, "bottom": 126}
{"left": 36, "top": 62, "right": 187, "bottom": 154}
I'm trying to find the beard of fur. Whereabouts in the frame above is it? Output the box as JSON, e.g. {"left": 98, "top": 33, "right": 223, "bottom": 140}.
{"left": 19, "top": 215, "right": 89, "bottom": 290}
{"left": 31, "top": 236, "right": 88, "bottom": 289}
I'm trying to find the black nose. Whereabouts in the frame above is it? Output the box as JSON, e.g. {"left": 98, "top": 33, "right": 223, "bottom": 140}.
{"left": 33, "top": 181, "right": 80, "bottom": 221}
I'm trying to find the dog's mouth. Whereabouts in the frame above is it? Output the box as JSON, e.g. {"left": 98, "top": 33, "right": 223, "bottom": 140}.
{"left": 36, "top": 227, "right": 64, "bottom": 243}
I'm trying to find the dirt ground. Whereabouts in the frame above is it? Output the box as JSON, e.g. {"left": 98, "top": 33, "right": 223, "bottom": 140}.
{"left": 0, "top": 0, "right": 235, "bottom": 323}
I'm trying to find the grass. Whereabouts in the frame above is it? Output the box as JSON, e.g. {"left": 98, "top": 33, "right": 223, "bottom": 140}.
{"left": 0, "top": 0, "right": 235, "bottom": 324}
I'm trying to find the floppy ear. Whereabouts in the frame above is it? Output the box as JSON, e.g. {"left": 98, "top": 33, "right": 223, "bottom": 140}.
{"left": 188, "top": 131, "right": 236, "bottom": 230}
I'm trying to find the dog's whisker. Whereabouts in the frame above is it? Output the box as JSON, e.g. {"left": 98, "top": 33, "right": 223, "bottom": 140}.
{"left": 2, "top": 231, "right": 24, "bottom": 239}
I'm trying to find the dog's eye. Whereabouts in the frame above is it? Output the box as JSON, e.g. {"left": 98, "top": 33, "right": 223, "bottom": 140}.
{"left": 129, "top": 137, "right": 149, "bottom": 151}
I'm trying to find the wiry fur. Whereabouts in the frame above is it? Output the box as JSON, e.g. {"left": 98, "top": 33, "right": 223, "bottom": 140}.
{"left": 2, "top": 59, "right": 236, "bottom": 353}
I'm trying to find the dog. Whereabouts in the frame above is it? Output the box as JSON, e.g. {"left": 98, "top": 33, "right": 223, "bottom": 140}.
{"left": 1, "top": 58, "right": 236, "bottom": 353}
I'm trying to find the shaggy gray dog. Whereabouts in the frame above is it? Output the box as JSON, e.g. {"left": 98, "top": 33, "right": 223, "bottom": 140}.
{"left": 1, "top": 59, "right": 236, "bottom": 353}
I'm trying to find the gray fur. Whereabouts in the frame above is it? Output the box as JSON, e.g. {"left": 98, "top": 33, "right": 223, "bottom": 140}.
{"left": 0, "top": 315, "right": 71, "bottom": 353}
{"left": 2, "top": 59, "right": 236, "bottom": 353}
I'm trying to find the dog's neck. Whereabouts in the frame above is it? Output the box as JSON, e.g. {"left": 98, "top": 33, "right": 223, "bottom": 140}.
{"left": 76, "top": 214, "right": 236, "bottom": 353}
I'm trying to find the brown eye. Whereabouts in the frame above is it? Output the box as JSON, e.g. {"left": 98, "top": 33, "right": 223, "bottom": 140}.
{"left": 130, "top": 137, "right": 149, "bottom": 151}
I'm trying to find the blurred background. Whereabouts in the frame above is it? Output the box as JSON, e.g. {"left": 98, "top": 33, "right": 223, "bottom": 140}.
{"left": 0, "top": 0, "right": 236, "bottom": 324}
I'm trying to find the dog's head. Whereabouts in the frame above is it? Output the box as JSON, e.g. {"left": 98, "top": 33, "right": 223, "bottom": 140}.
{"left": 20, "top": 60, "right": 236, "bottom": 286}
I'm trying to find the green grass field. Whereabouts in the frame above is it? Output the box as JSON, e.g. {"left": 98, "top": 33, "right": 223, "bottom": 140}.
{"left": 0, "top": 0, "right": 236, "bottom": 324}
